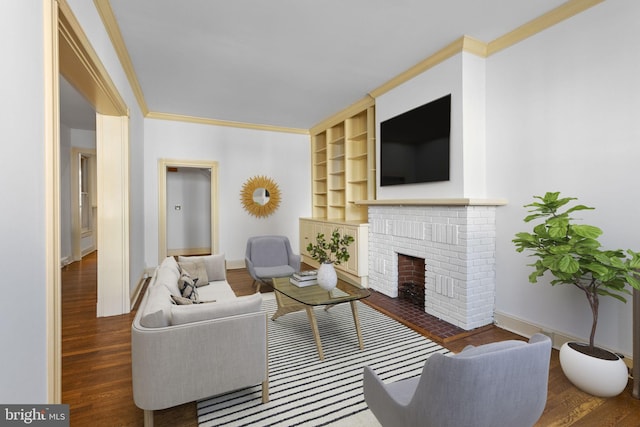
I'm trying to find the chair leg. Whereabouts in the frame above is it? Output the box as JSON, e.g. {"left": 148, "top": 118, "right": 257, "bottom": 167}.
{"left": 262, "top": 379, "right": 269, "bottom": 403}
{"left": 143, "top": 409, "right": 154, "bottom": 427}
{"left": 253, "top": 279, "right": 261, "bottom": 292}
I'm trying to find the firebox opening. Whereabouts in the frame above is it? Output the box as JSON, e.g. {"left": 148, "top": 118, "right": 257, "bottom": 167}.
{"left": 397, "top": 253, "right": 425, "bottom": 310}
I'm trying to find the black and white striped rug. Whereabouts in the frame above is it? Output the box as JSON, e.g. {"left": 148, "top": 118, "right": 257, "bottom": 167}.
{"left": 197, "top": 293, "right": 450, "bottom": 427}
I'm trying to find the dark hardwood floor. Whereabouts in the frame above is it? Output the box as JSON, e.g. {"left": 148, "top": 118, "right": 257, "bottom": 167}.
{"left": 61, "top": 253, "right": 640, "bottom": 426}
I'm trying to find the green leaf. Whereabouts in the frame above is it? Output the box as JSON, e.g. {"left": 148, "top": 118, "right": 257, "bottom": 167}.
{"left": 565, "top": 204, "right": 595, "bottom": 214}
{"left": 582, "top": 263, "right": 608, "bottom": 276}
{"left": 626, "top": 274, "right": 640, "bottom": 290}
{"left": 548, "top": 224, "right": 568, "bottom": 238}
{"left": 596, "top": 288, "right": 628, "bottom": 303}
{"left": 555, "top": 255, "right": 579, "bottom": 273}
{"left": 571, "top": 224, "right": 602, "bottom": 239}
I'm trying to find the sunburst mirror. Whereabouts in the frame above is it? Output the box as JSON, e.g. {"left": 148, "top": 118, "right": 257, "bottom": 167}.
{"left": 240, "top": 175, "right": 281, "bottom": 217}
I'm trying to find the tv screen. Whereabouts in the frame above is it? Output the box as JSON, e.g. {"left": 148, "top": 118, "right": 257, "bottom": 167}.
{"left": 380, "top": 94, "right": 451, "bottom": 186}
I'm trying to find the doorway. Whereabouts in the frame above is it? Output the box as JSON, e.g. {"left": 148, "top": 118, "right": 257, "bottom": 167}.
{"left": 45, "top": 0, "right": 131, "bottom": 402}
{"left": 158, "top": 159, "right": 219, "bottom": 263}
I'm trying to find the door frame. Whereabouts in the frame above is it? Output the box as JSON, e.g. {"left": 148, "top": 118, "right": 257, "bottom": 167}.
{"left": 44, "top": 0, "right": 130, "bottom": 402}
{"left": 158, "top": 159, "right": 219, "bottom": 263}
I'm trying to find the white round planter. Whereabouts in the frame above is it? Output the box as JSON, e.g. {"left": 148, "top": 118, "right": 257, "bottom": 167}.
{"left": 559, "top": 342, "right": 628, "bottom": 397}
{"left": 317, "top": 262, "right": 338, "bottom": 291}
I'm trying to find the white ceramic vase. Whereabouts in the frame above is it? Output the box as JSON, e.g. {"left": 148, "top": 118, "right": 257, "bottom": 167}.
{"left": 317, "top": 262, "right": 338, "bottom": 291}
{"left": 559, "top": 342, "right": 628, "bottom": 397}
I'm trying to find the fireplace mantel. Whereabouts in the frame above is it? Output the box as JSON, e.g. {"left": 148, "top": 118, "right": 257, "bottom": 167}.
{"left": 355, "top": 198, "right": 507, "bottom": 207}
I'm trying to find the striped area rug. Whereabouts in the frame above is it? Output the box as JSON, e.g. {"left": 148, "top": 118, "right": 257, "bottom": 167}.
{"left": 197, "top": 293, "right": 450, "bottom": 427}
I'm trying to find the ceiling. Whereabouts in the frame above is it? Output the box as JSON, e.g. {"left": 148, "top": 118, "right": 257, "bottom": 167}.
{"left": 60, "top": 0, "right": 571, "bottom": 132}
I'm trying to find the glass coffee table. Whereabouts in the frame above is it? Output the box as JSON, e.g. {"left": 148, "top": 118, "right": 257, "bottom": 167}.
{"left": 270, "top": 276, "right": 371, "bottom": 360}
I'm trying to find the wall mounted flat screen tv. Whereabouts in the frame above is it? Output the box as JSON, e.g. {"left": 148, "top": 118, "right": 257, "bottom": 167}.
{"left": 380, "top": 94, "right": 451, "bottom": 186}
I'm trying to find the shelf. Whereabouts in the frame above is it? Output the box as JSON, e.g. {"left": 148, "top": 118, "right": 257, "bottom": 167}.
{"left": 349, "top": 130, "right": 368, "bottom": 141}
{"left": 348, "top": 179, "right": 368, "bottom": 184}
{"left": 330, "top": 136, "right": 345, "bottom": 144}
{"left": 330, "top": 154, "right": 345, "bottom": 160}
{"left": 347, "top": 153, "right": 367, "bottom": 160}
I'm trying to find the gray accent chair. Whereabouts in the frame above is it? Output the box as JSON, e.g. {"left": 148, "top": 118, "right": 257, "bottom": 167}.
{"left": 363, "top": 333, "right": 552, "bottom": 427}
{"left": 245, "top": 235, "right": 301, "bottom": 291}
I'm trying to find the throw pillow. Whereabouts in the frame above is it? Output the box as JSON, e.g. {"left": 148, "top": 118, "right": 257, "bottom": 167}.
{"left": 171, "top": 295, "right": 193, "bottom": 305}
{"left": 178, "top": 260, "right": 209, "bottom": 287}
{"left": 178, "top": 272, "right": 199, "bottom": 302}
{"left": 178, "top": 253, "right": 226, "bottom": 281}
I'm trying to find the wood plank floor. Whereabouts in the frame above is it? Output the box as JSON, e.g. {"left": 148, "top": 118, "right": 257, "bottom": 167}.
{"left": 61, "top": 253, "right": 640, "bottom": 426}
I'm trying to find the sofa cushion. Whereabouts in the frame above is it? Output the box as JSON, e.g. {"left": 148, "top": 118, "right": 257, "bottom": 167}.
{"left": 178, "top": 260, "right": 209, "bottom": 287}
{"left": 178, "top": 253, "right": 226, "bottom": 281}
{"left": 140, "top": 284, "right": 172, "bottom": 328}
{"left": 197, "top": 280, "right": 237, "bottom": 301}
{"left": 170, "top": 293, "right": 262, "bottom": 326}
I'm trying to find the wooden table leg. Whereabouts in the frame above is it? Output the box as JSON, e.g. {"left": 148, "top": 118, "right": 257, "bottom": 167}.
{"left": 305, "top": 307, "right": 324, "bottom": 360}
{"left": 350, "top": 301, "right": 364, "bottom": 350}
{"left": 272, "top": 291, "right": 304, "bottom": 320}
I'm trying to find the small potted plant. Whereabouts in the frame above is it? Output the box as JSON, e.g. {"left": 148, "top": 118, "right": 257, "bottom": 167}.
{"left": 513, "top": 192, "right": 640, "bottom": 397}
{"left": 306, "top": 229, "right": 354, "bottom": 290}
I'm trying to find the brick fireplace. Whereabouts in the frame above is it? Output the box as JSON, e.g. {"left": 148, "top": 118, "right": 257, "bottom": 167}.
{"left": 366, "top": 200, "right": 504, "bottom": 331}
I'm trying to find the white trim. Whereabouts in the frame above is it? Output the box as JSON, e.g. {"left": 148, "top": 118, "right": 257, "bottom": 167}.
{"left": 44, "top": 0, "right": 61, "bottom": 402}
{"left": 494, "top": 311, "right": 633, "bottom": 370}
{"left": 96, "top": 114, "right": 130, "bottom": 317}
{"left": 158, "top": 159, "right": 219, "bottom": 264}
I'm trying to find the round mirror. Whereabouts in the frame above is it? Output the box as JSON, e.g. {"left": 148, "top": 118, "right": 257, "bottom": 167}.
{"left": 252, "top": 188, "right": 270, "bottom": 206}
{"left": 240, "top": 175, "right": 281, "bottom": 217}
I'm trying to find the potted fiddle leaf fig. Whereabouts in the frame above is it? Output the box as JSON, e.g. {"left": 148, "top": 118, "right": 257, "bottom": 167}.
{"left": 513, "top": 192, "right": 640, "bottom": 397}
{"left": 306, "top": 229, "right": 354, "bottom": 290}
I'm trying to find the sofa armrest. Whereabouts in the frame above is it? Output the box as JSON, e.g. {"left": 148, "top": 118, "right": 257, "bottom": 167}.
{"left": 132, "top": 311, "right": 268, "bottom": 411}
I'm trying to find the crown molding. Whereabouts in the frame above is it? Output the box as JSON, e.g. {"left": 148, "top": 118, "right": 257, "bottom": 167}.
{"left": 368, "top": 36, "right": 487, "bottom": 100}
{"left": 93, "top": 0, "right": 149, "bottom": 115}
{"left": 487, "top": 0, "right": 605, "bottom": 56}
{"left": 146, "top": 111, "right": 309, "bottom": 135}
{"left": 309, "top": 96, "right": 375, "bottom": 135}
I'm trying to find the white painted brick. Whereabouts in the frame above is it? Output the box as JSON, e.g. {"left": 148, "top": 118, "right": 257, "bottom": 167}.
{"left": 368, "top": 204, "right": 498, "bottom": 331}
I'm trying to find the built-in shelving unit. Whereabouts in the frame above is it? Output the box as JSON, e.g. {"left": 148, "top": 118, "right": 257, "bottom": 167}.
{"left": 310, "top": 104, "right": 376, "bottom": 222}
{"left": 305, "top": 101, "right": 376, "bottom": 286}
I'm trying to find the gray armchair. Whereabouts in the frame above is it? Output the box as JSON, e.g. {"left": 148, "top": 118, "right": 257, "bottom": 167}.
{"left": 245, "top": 235, "right": 301, "bottom": 291}
{"left": 363, "top": 333, "right": 552, "bottom": 427}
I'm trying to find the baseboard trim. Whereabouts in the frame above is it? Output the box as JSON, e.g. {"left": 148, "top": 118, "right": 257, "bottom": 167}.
{"left": 226, "top": 259, "right": 246, "bottom": 270}
{"left": 494, "top": 311, "right": 633, "bottom": 370}
{"left": 130, "top": 273, "right": 149, "bottom": 310}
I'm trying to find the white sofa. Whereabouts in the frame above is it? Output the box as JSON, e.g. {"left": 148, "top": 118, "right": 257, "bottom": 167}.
{"left": 132, "top": 255, "right": 268, "bottom": 427}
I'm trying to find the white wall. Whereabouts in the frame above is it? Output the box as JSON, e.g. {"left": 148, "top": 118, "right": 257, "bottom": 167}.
{"left": 487, "top": 0, "right": 640, "bottom": 356}
{"left": 144, "top": 119, "right": 311, "bottom": 267}
{"left": 0, "top": 0, "right": 47, "bottom": 403}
